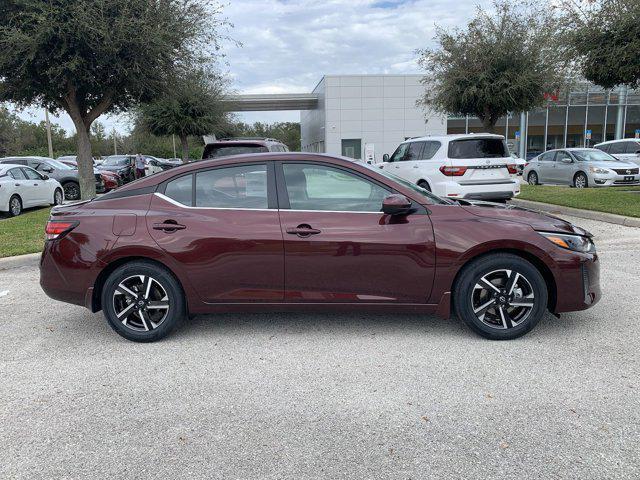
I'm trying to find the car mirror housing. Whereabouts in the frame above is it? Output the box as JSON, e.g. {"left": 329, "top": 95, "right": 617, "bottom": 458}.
{"left": 561, "top": 158, "right": 573, "bottom": 164}
{"left": 382, "top": 154, "right": 390, "bottom": 162}
{"left": 41, "top": 174, "right": 49, "bottom": 180}
{"left": 382, "top": 194, "right": 412, "bottom": 216}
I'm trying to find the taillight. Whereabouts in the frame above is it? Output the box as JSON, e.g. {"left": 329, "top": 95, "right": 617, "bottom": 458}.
{"left": 439, "top": 165, "right": 467, "bottom": 176}
{"left": 45, "top": 220, "right": 78, "bottom": 240}
{"left": 507, "top": 164, "right": 518, "bottom": 174}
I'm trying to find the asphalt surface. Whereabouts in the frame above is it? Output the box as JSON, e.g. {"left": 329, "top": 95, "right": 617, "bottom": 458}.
{"left": 1, "top": 215, "right": 638, "bottom": 479}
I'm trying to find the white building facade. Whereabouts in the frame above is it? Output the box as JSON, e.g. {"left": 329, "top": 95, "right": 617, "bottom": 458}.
{"left": 301, "top": 75, "right": 447, "bottom": 163}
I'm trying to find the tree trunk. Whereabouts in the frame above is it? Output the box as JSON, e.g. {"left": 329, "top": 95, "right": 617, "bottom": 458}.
{"left": 481, "top": 115, "right": 497, "bottom": 134}
{"left": 180, "top": 135, "right": 189, "bottom": 163}
{"left": 74, "top": 121, "right": 97, "bottom": 200}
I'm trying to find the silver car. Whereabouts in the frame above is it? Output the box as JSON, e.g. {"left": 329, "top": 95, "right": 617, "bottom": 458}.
{"left": 524, "top": 148, "right": 640, "bottom": 188}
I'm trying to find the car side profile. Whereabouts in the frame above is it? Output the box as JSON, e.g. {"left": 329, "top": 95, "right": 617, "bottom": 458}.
{"left": 0, "top": 164, "right": 63, "bottom": 216}
{"left": 40, "top": 153, "right": 600, "bottom": 342}
{"left": 380, "top": 134, "right": 520, "bottom": 201}
{"left": 524, "top": 148, "right": 640, "bottom": 188}
{"left": 594, "top": 139, "right": 640, "bottom": 166}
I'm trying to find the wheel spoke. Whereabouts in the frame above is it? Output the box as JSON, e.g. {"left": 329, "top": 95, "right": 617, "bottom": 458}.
{"left": 477, "top": 277, "right": 500, "bottom": 293}
{"left": 473, "top": 298, "right": 496, "bottom": 321}
{"left": 143, "top": 276, "right": 153, "bottom": 300}
{"left": 116, "top": 284, "right": 137, "bottom": 299}
{"left": 505, "top": 271, "right": 519, "bottom": 295}
{"left": 147, "top": 300, "right": 169, "bottom": 310}
{"left": 138, "top": 309, "right": 154, "bottom": 331}
{"left": 498, "top": 306, "right": 513, "bottom": 329}
{"left": 116, "top": 302, "right": 135, "bottom": 319}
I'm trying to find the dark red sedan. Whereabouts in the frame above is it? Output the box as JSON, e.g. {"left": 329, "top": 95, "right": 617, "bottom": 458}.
{"left": 40, "top": 153, "right": 600, "bottom": 342}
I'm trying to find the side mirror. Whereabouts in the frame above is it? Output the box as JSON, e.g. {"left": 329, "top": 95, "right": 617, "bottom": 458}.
{"left": 561, "top": 157, "right": 573, "bottom": 164}
{"left": 382, "top": 154, "right": 390, "bottom": 162}
{"left": 382, "top": 194, "right": 412, "bottom": 216}
{"left": 635, "top": 150, "right": 640, "bottom": 155}
{"left": 43, "top": 167, "right": 54, "bottom": 173}
{"left": 41, "top": 174, "right": 49, "bottom": 180}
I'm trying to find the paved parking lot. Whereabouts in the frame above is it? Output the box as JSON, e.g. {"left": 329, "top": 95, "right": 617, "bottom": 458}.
{"left": 1, "top": 215, "right": 639, "bottom": 479}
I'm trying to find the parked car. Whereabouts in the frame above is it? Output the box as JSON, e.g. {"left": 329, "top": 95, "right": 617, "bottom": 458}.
{"left": 510, "top": 153, "right": 527, "bottom": 176}
{"left": 201, "top": 137, "right": 289, "bottom": 160}
{"left": 380, "top": 134, "right": 520, "bottom": 201}
{"left": 40, "top": 152, "right": 600, "bottom": 342}
{"left": 0, "top": 164, "right": 63, "bottom": 216}
{"left": 56, "top": 156, "right": 121, "bottom": 191}
{"left": 145, "top": 157, "right": 178, "bottom": 176}
{"left": 524, "top": 148, "right": 640, "bottom": 188}
{"left": 594, "top": 139, "right": 640, "bottom": 166}
{"left": 0, "top": 156, "right": 104, "bottom": 200}
{"left": 96, "top": 155, "right": 136, "bottom": 183}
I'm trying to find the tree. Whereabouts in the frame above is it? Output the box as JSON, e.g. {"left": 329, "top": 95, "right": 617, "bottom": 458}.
{"left": 0, "top": 0, "right": 223, "bottom": 199}
{"left": 561, "top": 0, "right": 640, "bottom": 90}
{"left": 138, "top": 68, "right": 229, "bottom": 163}
{"left": 417, "top": 0, "right": 569, "bottom": 132}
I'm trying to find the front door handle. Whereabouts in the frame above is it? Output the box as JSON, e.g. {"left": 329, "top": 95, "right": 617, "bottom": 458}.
{"left": 153, "top": 221, "right": 186, "bottom": 232}
{"left": 286, "top": 224, "right": 321, "bottom": 237}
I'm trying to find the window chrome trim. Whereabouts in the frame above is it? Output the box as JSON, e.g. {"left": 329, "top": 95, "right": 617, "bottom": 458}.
{"left": 154, "top": 192, "right": 273, "bottom": 211}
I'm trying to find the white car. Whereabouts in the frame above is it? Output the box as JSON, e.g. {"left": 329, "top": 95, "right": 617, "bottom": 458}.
{"left": 380, "top": 134, "right": 520, "bottom": 201}
{"left": 0, "top": 164, "right": 63, "bottom": 217}
{"left": 594, "top": 139, "right": 640, "bottom": 166}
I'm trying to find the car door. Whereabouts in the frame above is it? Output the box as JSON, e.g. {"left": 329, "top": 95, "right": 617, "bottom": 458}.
{"left": 276, "top": 161, "right": 435, "bottom": 303}
{"left": 147, "top": 162, "right": 284, "bottom": 303}
{"left": 537, "top": 152, "right": 556, "bottom": 183}
{"left": 552, "top": 151, "right": 575, "bottom": 185}
{"left": 397, "top": 141, "right": 425, "bottom": 183}
{"left": 22, "top": 167, "right": 48, "bottom": 204}
{"left": 381, "top": 143, "right": 409, "bottom": 177}
{"left": 6, "top": 168, "right": 32, "bottom": 206}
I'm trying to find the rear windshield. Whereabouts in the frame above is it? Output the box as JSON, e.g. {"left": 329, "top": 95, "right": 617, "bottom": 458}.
{"left": 448, "top": 138, "right": 508, "bottom": 159}
{"left": 203, "top": 144, "right": 269, "bottom": 159}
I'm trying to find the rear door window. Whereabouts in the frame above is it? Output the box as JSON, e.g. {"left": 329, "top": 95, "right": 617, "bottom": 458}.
{"left": 420, "top": 141, "right": 441, "bottom": 160}
{"left": 608, "top": 142, "right": 626, "bottom": 154}
{"left": 538, "top": 152, "right": 556, "bottom": 162}
{"left": 164, "top": 174, "right": 193, "bottom": 206}
{"left": 22, "top": 168, "right": 43, "bottom": 180}
{"left": 195, "top": 164, "right": 268, "bottom": 209}
{"left": 448, "top": 138, "right": 508, "bottom": 159}
{"left": 9, "top": 168, "right": 27, "bottom": 180}
{"left": 624, "top": 141, "right": 640, "bottom": 154}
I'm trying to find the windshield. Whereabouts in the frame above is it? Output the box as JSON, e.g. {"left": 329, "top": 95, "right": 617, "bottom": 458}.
{"left": 203, "top": 145, "right": 269, "bottom": 159}
{"left": 102, "top": 156, "right": 128, "bottom": 165}
{"left": 448, "top": 138, "right": 508, "bottom": 159}
{"left": 365, "top": 164, "right": 449, "bottom": 205}
{"left": 46, "top": 159, "right": 73, "bottom": 170}
{"left": 572, "top": 150, "right": 619, "bottom": 162}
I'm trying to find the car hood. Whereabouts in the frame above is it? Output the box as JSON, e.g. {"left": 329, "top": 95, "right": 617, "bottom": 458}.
{"left": 589, "top": 160, "right": 637, "bottom": 170}
{"left": 455, "top": 200, "right": 592, "bottom": 236}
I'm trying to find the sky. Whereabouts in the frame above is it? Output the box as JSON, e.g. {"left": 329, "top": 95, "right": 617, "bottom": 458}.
{"left": 13, "top": 0, "right": 492, "bottom": 135}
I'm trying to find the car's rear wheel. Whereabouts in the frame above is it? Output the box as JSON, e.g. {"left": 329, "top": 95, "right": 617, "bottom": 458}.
{"left": 53, "top": 188, "right": 63, "bottom": 206}
{"left": 574, "top": 172, "right": 588, "bottom": 189}
{"left": 527, "top": 171, "right": 539, "bottom": 185}
{"left": 417, "top": 180, "right": 431, "bottom": 192}
{"left": 101, "top": 261, "right": 185, "bottom": 342}
{"left": 453, "top": 253, "right": 547, "bottom": 340}
{"left": 8, "top": 195, "right": 22, "bottom": 217}
{"left": 63, "top": 181, "right": 80, "bottom": 200}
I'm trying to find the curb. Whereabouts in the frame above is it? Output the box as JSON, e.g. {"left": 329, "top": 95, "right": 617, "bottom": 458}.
{"left": 0, "top": 252, "right": 41, "bottom": 271}
{"left": 509, "top": 199, "right": 640, "bottom": 228}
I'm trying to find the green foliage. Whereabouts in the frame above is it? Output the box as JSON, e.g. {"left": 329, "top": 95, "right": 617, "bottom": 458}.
{"left": 417, "top": 0, "right": 569, "bottom": 131}
{"left": 562, "top": 0, "right": 640, "bottom": 89}
{"left": 0, "top": 206, "right": 51, "bottom": 258}
{"left": 230, "top": 121, "right": 301, "bottom": 151}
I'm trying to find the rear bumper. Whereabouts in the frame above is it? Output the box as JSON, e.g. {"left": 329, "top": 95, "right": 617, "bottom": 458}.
{"left": 442, "top": 180, "right": 520, "bottom": 200}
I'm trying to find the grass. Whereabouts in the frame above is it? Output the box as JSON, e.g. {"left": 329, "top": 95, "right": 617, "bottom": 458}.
{"left": 518, "top": 184, "right": 640, "bottom": 218}
{"left": 0, "top": 207, "right": 51, "bottom": 258}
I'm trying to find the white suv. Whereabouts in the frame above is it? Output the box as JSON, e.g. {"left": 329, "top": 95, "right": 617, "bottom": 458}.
{"left": 594, "top": 139, "right": 640, "bottom": 166}
{"left": 380, "top": 134, "right": 520, "bottom": 201}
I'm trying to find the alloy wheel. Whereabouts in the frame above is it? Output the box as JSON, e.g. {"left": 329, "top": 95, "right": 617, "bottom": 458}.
{"left": 54, "top": 190, "right": 63, "bottom": 205}
{"left": 471, "top": 269, "right": 535, "bottom": 329}
{"left": 528, "top": 172, "right": 537, "bottom": 185}
{"left": 112, "top": 275, "right": 170, "bottom": 332}
{"left": 574, "top": 175, "right": 587, "bottom": 188}
{"left": 64, "top": 183, "right": 80, "bottom": 200}
{"left": 10, "top": 197, "right": 21, "bottom": 216}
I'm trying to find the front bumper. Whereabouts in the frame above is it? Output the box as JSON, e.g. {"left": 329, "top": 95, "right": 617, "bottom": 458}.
{"left": 553, "top": 252, "right": 601, "bottom": 314}
{"left": 591, "top": 172, "right": 640, "bottom": 187}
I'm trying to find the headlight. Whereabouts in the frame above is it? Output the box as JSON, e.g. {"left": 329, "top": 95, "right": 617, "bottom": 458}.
{"left": 589, "top": 166, "right": 609, "bottom": 174}
{"left": 538, "top": 231, "right": 595, "bottom": 253}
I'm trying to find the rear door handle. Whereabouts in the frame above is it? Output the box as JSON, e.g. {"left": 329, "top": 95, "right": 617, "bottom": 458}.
{"left": 286, "top": 225, "right": 321, "bottom": 236}
{"left": 153, "top": 222, "right": 186, "bottom": 232}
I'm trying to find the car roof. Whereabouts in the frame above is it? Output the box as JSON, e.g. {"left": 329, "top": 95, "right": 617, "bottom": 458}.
{"left": 205, "top": 137, "right": 285, "bottom": 146}
{"left": 0, "top": 163, "right": 27, "bottom": 171}
{"left": 401, "top": 133, "right": 505, "bottom": 144}
{"left": 594, "top": 139, "right": 640, "bottom": 145}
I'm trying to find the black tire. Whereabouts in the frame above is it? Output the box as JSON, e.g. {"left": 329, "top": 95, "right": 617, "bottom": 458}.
{"left": 63, "top": 181, "right": 80, "bottom": 200}
{"left": 573, "top": 172, "right": 588, "bottom": 189}
{"left": 8, "top": 195, "right": 22, "bottom": 217}
{"left": 101, "top": 260, "right": 185, "bottom": 342}
{"left": 417, "top": 180, "right": 432, "bottom": 192}
{"left": 53, "top": 188, "right": 64, "bottom": 206}
{"left": 527, "top": 171, "right": 539, "bottom": 185}
{"left": 453, "top": 253, "right": 548, "bottom": 340}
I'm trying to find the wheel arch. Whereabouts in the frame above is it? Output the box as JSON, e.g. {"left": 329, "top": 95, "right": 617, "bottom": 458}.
{"left": 451, "top": 248, "right": 557, "bottom": 312}
{"left": 91, "top": 256, "right": 188, "bottom": 313}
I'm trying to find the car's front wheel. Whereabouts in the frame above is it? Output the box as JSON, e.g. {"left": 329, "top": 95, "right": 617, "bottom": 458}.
{"left": 574, "top": 172, "right": 588, "bottom": 189}
{"left": 101, "top": 261, "right": 185, "bottom": 342}
{"left": 453, "top": 253, "right": 548, "bottom": 340}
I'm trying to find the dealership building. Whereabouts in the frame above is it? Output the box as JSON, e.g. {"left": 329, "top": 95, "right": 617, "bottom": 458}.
{"left": 226, "top": 74, "right": 640, "bottom": 162}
